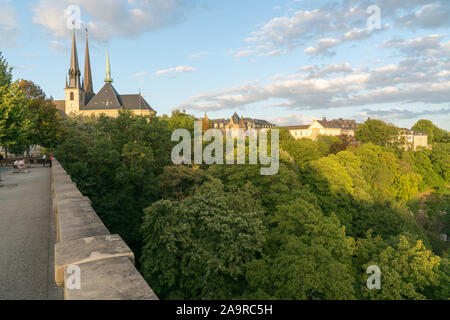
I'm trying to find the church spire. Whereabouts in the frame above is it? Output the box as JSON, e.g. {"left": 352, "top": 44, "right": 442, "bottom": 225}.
{"left": 105, "top": 48, "right": 113, "bottom": 83}
{"left": 83, "top": 28, "right": 94, "bottom": 97}
{"left": 68, "top": 27, "right": 81, "bottom": 88}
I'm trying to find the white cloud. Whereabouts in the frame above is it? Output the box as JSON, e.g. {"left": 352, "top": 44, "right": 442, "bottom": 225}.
{"left": 130, "top": 71, "right": 148, "bottom": 78}
{"left": 189, "top": 51, "right": 209, "bottom": 59}
{"left": 359, "top": 107, "right": 450, "bottom": 121}
{"left": 32, "top": 0, "right": 194, "bottom": 42}
{"left": 49, "top": 40, "right": 68, "bottom": 53}
{"left": 182, "top": 54, "right": 450, "bottom": 112}
{"left": 237, "top": 1, "right": 447, "bottom": 58}
{"left": 397, "top": 2, "right": 450, "bottom": 29}
{"left": 383, "top": 34, "right": 450, "bottom": 57}
{"left": 155, "top": 66, "right": 196, "bottom": 75}
{"left": 304, "top": 38, "right": 340, "bottom": 57}
{"left": 0, "top": 2, "right": 20, "bottom": 47}
{"left": 267, "top": 114, "right": 315, "bottom": 126}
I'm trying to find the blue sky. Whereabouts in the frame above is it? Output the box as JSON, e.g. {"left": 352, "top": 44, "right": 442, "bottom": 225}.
{"left": 1, "top": 0, "right": 449, "bottom": 129}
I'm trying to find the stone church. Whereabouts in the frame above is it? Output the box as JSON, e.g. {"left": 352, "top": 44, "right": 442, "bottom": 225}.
{"left": 54, "top": 28, "right": 156, "bottom": 117}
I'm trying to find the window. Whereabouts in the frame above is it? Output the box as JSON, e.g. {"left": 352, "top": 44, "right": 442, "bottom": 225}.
{"left": 70, "top": 92, "right": 74, "bottom": 101}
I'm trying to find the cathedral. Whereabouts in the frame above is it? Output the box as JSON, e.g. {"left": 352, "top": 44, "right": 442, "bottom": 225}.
{"left": 54, "top": 28, "right": 156, "bottom": 117}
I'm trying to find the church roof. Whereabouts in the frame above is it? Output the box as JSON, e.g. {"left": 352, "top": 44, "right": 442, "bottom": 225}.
{"left": 82, "top": 82, "right": 154, "bottom": 112}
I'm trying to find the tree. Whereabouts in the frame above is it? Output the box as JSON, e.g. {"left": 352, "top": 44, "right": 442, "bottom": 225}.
{"left": 357, "top": 234, "right": 441, "bottom": 300}
{"left": 140, "top": 179, "right": 265, "bottom": 299}
{"left": 412, "top": 120, "right": 448, "bottom": 144}
{"left": 355, "top": 119, "right": 399, "bottom": 146}
{"left": 245, "top": 198, "right": 356, "bottom": 300}
{"left": 18, "top": 80, "right": 64, "bottom": 161}
{"left": 0, "top": 82, "right": 31, "bottom": 156}
{"left": 0, "top": 52, "right": 12, "bottom": 89}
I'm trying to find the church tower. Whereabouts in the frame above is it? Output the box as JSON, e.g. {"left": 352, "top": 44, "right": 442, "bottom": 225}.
{"left": 65, "top": 27, "right": 85, "bottom": 114}
{"left": 83, "top": 29, "right": 95, "bottom": 103}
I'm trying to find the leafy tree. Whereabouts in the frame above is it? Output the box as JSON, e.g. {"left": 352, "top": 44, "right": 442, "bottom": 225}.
{"left": 405, "top": 150, "right": 445, "bottom": 190}
{"left": 355, "top": 119, "right": 399, "bottom": 146}
{"left": 0, "top": 82, "right": 31, "bottom": 155}
{"left": 0, "top": 52, "right": 12, "bottom": 89}
{"left": 140, "top": 180, "right": 265, "bottom": 299}
{"left": 163, "top": 110, "right": 196, "bottom": 135}
{"left": 357, "top": 234, "right": 441, "bottom": 300}
{"left": 412, "top": 120, "right": 448, "bottom": 144}
{"left": 18, "top": 80, "right": 64, "bottom": 161}
{"left": 429, "top": 143, "right": 450, "bottom": 183}
{"left": 245, "top": 198, "right": 356, "bottom": 300}
{"left": 56, "top": 111, "right": 173, "bottom": 255}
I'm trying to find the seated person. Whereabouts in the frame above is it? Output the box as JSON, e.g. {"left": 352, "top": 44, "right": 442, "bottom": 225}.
{"left": 13, "top": 159, "right": 19, "bottom": 169}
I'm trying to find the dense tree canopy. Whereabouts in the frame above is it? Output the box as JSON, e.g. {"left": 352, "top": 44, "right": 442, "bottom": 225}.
{"left": 53, "top": 113, "right": 449, "bottom": 300}
{"left": 355, "top": 119, "right": 400, "bottom": 146}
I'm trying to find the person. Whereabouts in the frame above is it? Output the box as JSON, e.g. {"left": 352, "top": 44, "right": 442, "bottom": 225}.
{"left": 0, "top": 153, "right": 4, "bottom": 166}
{"left": 18, "top": 159, "right": 27, "bottom": 173}
{"left": 49, "top": 154, "right": 54, "bottom": 167}
{"left": 13, "top": 159, "right": 19, "bottom": 169}
{"left": 42, "top": 154, "right": 47, "bottom": 167}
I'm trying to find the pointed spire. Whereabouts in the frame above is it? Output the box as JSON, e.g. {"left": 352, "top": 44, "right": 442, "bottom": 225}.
{"left": 105, "top": 48, "right": 113, "bottom": 83}
{"left": 83, "top": 28, "right": 94, "bottom": 96}
{"left": 68, "top": 27, "right": 81, "bottom": 88}
{"left": 65, "top": 75, "right": 68, "bottom": 89}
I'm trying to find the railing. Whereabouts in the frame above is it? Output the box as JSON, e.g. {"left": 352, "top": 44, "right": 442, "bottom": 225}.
{"left": 51, "top": 159, "right": 158, "bottom": 300}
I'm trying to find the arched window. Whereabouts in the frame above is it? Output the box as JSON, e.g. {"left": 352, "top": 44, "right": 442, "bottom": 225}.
{"left": 70, "top": 92, "right": 74, "bottom": 101}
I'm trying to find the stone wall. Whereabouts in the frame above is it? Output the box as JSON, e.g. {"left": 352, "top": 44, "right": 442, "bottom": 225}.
{"left": 51, "top": 159, "right": 158, "bottom": 300}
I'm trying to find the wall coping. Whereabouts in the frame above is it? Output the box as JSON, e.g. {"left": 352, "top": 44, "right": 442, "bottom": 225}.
{"left": 51, "top": 159, "right": 158, "bottom": 300}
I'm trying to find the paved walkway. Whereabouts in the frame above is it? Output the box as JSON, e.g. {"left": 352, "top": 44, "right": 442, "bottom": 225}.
{"left": 0, "top": 166, "right": 63, "bottom": 300}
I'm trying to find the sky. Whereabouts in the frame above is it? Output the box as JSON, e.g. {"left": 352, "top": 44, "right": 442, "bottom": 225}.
{"left": 0, "top": 0, "right": 449, "bottom": 130}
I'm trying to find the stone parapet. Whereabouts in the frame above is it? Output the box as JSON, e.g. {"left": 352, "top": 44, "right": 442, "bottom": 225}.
{"left": 51, "top": 159, "right": 158, "bottom": 300}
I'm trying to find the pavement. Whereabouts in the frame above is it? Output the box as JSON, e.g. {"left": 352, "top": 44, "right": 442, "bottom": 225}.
{"left": 0, "top": 165, "right": 63, "bottom": 300}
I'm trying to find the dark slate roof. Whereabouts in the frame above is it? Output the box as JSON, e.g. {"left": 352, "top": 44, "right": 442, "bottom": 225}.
{"left": 119, "top": 94, "right": 155, "bottom": 112}
{"left": 243, "top": 118, "right": 274, "bottom": 126}
{"left": 281, "top": 125, "right": 310, "bottom": 130}
{"left": 318, "top": 118, "right": 358, "bottom": 129}
{"left": 210, "top": 115, "right": 274, "bottom": 127}
{"left": 82, "top": 83, "right": 154, "bottom": 112}
{"left": 231, "top": 112, "right": 241, "bottom": 124}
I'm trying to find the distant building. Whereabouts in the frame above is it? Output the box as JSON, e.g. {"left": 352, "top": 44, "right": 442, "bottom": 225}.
{"left": 283, "top": 117, "right": 359, "bottom": 140}
{"left": 204, "top": 113, "right": 275, "bottom": 137}
{"left": 398, "top": 129, "right": 428, "bottom": 151}
{"left": 54, "top": 28, "right": 155, "bottom": 117}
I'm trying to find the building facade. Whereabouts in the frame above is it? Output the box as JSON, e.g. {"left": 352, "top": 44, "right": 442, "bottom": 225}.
{"left": 398, "top": 129, "right": 428, "bottom": 151}
{"left": 54, "top": 29, "right": 156, "bottom": 117}
{"left": 283, "top": 117, "right": 359, "bottom": 140}
{"left": 205, "top": 113, "right": 275, "bottom": 137}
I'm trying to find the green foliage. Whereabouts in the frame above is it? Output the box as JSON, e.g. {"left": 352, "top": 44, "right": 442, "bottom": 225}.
{"left": 245, "top": 199, "right": 356, "bottom": 300}
{"left": 140, "top": 180, "right": 265, "bottom": 299}
{"left": 0, "top": 52, "right": 13, "bottom": 89}
{"left": 18, "top": 80, "right": 64, "bottom": 149}
{"left": 0, "top": 81, "right": 32, "bottom": 152}
{"left": 405, "top": 150, "right": 445, "bottom": 190}
{"left": 54, "top": 111, "right": 449, "bottom": 300}
{"left": 412, "top": 119, "right": 449, "bottom": 144}
{"left": 357, "top": 234, "right": 441, "bottom": 300}
{"left": 356, "top": 119, "right": 399, "bottom": 146}
{"left": 56, "top": 111, "right": 173, "bottom": 254}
